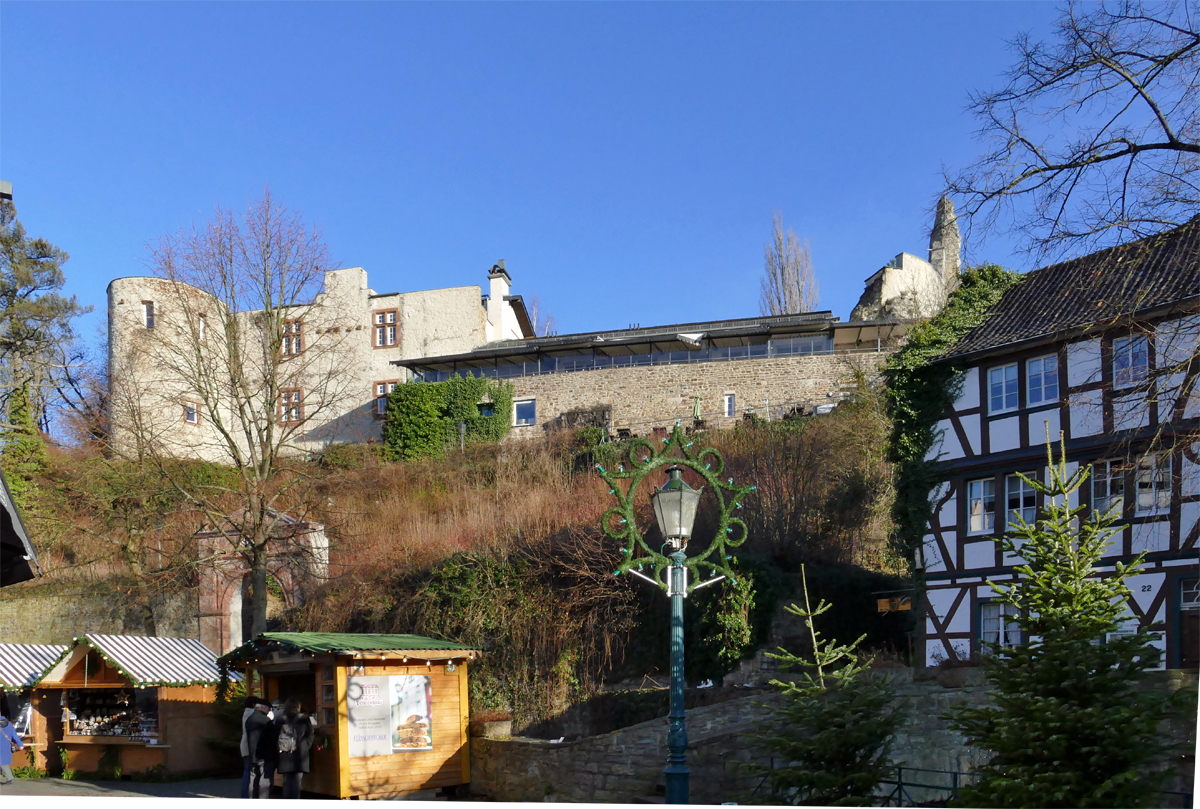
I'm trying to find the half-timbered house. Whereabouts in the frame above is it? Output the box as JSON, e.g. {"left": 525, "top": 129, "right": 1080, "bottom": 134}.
{"left": 919, "top": 222, "right": 1200, "bottom": 668}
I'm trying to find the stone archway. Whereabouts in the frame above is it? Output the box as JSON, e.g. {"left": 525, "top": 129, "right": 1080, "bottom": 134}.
{"left": 196, "top": 511, "right": 328, "bottom": 655}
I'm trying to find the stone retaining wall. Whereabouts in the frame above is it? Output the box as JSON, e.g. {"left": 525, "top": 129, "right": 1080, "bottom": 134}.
{"left": 0, "top": 585, "right": 197, "bottom": 644}
{"left": 469, "top": 667, "right": 1197, "bottom": 804}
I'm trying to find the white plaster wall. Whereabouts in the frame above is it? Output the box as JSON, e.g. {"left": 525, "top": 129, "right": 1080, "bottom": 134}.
{"left": 399, "top": 286, "right": 488, "bottom": 360}
{"left": 926, "top": 588, "right": 960, "bottom": 629}
{"left": 1129, "top": 571, "right": 1167, "bottom": 621}
{"left": 938, "top": 493, "right": 958, "bottom": 528}
{"left": 962, "top": 541, "right": 995, "bottom": 571}
{"left": 927, "top": 419, "right": 963, "bottom": 462}
{"left": 954, "top": 367, "right": 979, "bottom": 411}
{"left": 1027, "top": 409, "right": 1060, "bottom": 446}
{"left": 1069, "top": 389, "right": 1104, "bottom": 437}
{"left": 922, "top": 534, "right": 946, "bottom": 573}
{"left": 1180, "top": 501, "right": 1198, "bottom": 545}
{"left": 1156, "top": 314, "right": 1200, "bottom": 367}
{"left": 1112, "top": 392, "right": 1151, "bottom": 431}
{"left": 959, "top": 413, "right": 980, "bottom": 455}
{"left": 1131, "top": 520, "right": 1171, "bottom": 554}
{"left": 1067, "top": 338, "right": 1103, "bottom": 386}
{"left": 989, "top": 415, "right": 1021, "bottom": 453}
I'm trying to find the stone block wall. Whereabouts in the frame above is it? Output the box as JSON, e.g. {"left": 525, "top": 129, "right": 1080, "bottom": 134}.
{"left": 507, "top": 351, "right": 887, "bottom": 438}
{"left": 0, "top": 585, "right": 197, "bottom": 644}
{"left": 469, "top": 667, "right": 1197, "bottom": 804}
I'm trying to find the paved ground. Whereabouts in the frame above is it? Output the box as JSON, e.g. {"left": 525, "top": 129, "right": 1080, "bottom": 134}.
{"left": 0, "top": 776, "right": 241, "bottom": 799}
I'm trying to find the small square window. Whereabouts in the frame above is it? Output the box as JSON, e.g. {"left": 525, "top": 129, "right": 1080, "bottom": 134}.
{"left": 967, "top": 477, "right": 996, "bottom": 534}
{"left": 1113, "top": 335, "right": 1149, "bottom": 389}
{"left": 988, "top": 364, "right": 1018, "bottom": 414}
{"left": 322, "top": 664, "right": 335, "bottom": 682}
{"left": 1026, "top": 355, "right": 1058, "bottom": 406}
{"left": 279, "top": 389, "right": 304, "bottom": 423}
{"left": 281, "top": 320, "right": 303, "bottom": 355}
{"left": 479, "top": 402, "right": 494, "bottom": 418}
{"left": 322, "top": 707, "right": 336, "bottom": 726}
{"left": 322, "top": 684, "right": 336, "bottom": 704}
{"left": 724, "top": 393, "right": 736, "bottom": 418}
{"left": 514, "top": 399, "right": 536, "bottom": 427}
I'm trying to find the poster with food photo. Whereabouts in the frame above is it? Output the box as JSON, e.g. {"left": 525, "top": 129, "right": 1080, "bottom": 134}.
{"left": 390, "top": 675, "right": 433, "bottom": 751}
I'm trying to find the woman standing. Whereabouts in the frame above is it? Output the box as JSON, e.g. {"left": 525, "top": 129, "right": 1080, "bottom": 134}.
{"left": 274, "top": 698, "right": 314, "bottom": 799}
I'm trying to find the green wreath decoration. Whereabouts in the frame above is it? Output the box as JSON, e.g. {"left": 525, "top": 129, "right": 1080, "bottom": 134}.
{"left": 597, "top": 421, "right": 753, "bottom": 594}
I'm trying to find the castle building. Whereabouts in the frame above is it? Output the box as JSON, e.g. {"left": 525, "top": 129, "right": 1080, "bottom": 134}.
{"left": 919, "top": 222, "right": 1200, "bottom": 668}
{"left": 106, "top": 263, "right": 533, "bottom": 461}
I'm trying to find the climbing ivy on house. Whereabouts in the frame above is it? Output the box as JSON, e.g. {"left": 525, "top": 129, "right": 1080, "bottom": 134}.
{"left": 382, "top": 376, "right": 514, "bottom": 460}
{"left": 884, "top": 263, "right": 1025, "bottom": 558}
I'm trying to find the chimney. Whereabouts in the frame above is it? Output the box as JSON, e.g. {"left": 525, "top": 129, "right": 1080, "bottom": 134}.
{"left": 488, "top": 260, "right": 511, "bottom": 337}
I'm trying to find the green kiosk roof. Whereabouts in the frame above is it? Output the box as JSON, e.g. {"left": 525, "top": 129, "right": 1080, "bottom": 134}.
{"left": 219, "top": 632, "right": 479, "bottom": 666}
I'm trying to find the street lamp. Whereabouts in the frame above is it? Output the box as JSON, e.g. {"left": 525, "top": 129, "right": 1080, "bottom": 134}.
{"left": 597, "top": 422, "right": 754, "bottom": 805}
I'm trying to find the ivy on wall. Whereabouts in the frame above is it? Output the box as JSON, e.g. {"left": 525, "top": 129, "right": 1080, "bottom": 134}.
{"left": 884, "top": 263, "right": 1026, "bottom": 557}
{"left": 382, "top": 377, "right": 514, "bottom": 460}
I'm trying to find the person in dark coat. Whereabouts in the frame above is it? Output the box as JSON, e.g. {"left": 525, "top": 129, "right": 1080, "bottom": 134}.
{"left": 274, "top": 698, "right": 315, "bottom": 799}
{"left": 244, "top": 698, "right": 274, "bottom": 799}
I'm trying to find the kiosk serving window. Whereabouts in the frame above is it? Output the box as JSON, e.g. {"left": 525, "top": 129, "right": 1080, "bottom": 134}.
{"left": 64, "top": 687, "right": 159, "bottom": 743}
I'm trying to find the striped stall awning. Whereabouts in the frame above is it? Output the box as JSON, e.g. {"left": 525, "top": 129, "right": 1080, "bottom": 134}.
{"left": 83, "top": 634, "right": 230, "bottom": 687}
{"left": 0, "top": 643, "right": 67, "bottom": 688}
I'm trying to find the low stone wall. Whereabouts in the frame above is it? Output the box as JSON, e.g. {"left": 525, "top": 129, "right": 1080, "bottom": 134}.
{"left": 469, "top": 667, "right": 1197, "bottom": 804}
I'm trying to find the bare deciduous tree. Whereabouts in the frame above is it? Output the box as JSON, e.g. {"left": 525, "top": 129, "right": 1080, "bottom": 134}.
{"left": 948, "top": 1, "right": 1200, "bottom": 259}
{"left": 110, "top": 190, "right": 353, "bottom": 637}
{"left": 760, "top": 211, "right": 819, "bottom": 316}
{"left": 527, "top": 295, "right": 558, "bottom": 337}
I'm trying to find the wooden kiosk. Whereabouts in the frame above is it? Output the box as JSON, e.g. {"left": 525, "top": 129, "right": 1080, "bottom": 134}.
{"left": 220, "top": 632, "right": 479, "bottom": 799}
{"left": 0, "top": 643, "right": 68, "bottom": 764}
{"left": 29, "top": 634, "right": 232, "bottom": 776}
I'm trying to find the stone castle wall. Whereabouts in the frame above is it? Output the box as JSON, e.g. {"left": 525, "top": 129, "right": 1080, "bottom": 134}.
{"left": 507, "top": 350, "right": 889, "bottom": 437}
{"left": 0, "top": 585, "right": 198, "bottom": 645}
{"left": 469, "top": 667, "right": 1197, "bottom": 804}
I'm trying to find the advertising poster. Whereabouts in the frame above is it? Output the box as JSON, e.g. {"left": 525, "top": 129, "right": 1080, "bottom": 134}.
{"left": 347, "top": 675, "right": 432, "bottom": 758}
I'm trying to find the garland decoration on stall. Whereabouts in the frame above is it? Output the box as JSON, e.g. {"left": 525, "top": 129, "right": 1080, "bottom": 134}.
{"left": 598, "top": 421, "right": 753, "bottom": 594}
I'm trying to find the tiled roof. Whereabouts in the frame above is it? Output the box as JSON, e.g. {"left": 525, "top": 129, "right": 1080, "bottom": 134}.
{"left": 943, "top": 222, "right": 1200, "bottom": 361}
{"left": 0, "top": 643, "right": 66, "bottom": 688}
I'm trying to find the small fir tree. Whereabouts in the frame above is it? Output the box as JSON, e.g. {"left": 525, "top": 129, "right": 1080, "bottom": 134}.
{"left": 755, "top": 565, "right": 900, "bottom": 806}
{"left": 948, "top": 440, "right": 1189, "bottom": 808}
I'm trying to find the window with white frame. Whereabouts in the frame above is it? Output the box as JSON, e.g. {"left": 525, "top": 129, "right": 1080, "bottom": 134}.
{"left": 281, "top": 320, "right": 303, "bottom": 355}
{"left": 724, "top": 393, "right": 736, "bottom": 418}
{"left": 1026, "top": 355, "right": 1059, "bottom": 406}
{"left": 988, "top": 364, "right": 1018, "bottom": 414}
{"left": 279, "top": 388, "right": 304, "bottom": 424}
{"left": 513, "top": 399, "right": 536, "bottom": 427}
{"left": 1091, "top": 460, "right": 1125, "bottom": 516}
{"left": 1135, "top": 452, "right": 1171, "bottom": 514}
{"left": 979, "top": 600, "right": 1022, "bottom": 651}
{"left": 967, "top": 478, "right": 996, "bottom": 534}
{"left": 183, "top": 400, "right": 199, "bottom": 425}
{"left": 1113, "top": 335, "right": 1149, "bottom": 389}
{"left": 142, "top": 301, "right": 155, "bottom": 329}
{"left": 374, "top": 310, "right": 398, "bottom": 348}
{"left": 198, "top": 314, "right": 206, "bottom": 340}
{"left": 1005, "top": 473, "right": 1037, "bottom": 527}
{"left": 374, "top": 381, "right": 399, "bottom": 417}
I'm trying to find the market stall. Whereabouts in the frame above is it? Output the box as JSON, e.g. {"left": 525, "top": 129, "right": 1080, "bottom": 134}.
{"left": 0, "top": 643, "right": 68, "bottom": 766}
{"left": 29, "top": 634, "right": 234, "bottom": 776}
{"left": 220, "top": 632, "right": 479, "bottom": 799}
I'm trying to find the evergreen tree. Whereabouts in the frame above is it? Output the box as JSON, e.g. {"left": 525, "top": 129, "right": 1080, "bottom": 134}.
{"left": 948, "top": 441, "right": 1190, "bottom": 808}
{"left": 755, "top": 565, "right": 900, "bottom": 806}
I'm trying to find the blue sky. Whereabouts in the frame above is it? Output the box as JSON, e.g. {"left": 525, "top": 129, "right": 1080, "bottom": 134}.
{"left": 2, "top": 2, "right": 1063, "bottom": 342}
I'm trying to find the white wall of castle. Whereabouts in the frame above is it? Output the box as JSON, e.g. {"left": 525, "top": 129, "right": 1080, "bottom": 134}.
{"left": 107, "top": 267, "right": 507, "bottom": 461}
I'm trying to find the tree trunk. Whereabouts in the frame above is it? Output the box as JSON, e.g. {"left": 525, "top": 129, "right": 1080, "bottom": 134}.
{"left": 250, "top": 551, "right": 269, "bottom": 639}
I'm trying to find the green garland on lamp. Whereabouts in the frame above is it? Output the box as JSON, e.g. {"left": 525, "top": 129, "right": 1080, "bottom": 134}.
{"left": 598, "top": 421, "right": 753, "bottom": 593}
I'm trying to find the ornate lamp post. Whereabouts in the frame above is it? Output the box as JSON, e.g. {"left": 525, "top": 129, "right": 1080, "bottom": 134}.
{"left": 597, "top": 422, "right": 753, "bottom": 805}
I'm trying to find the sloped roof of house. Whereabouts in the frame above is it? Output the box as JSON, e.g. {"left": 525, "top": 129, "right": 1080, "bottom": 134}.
{"left": 42, "top": 634, "right": 233, "bottom": 687}
{"left": 0, "top": 643, "right": 67, "bottom": 689}
{"left": 219, "top": 632, "right": 479, "bottom": 666}
{"left": 943, "top": 221, "right": 1200, "bottom": 362}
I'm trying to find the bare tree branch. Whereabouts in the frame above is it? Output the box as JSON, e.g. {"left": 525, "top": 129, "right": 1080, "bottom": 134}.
{"left": 760, "top": 211, "right": 819, "bottom": 316}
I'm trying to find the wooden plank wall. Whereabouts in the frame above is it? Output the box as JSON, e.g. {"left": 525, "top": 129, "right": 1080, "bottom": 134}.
{"left": 346, "top": 662, "right": 467, "bottom": 799}
{"left": 160, "top": 684, "right": 222, "bottom": 774}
